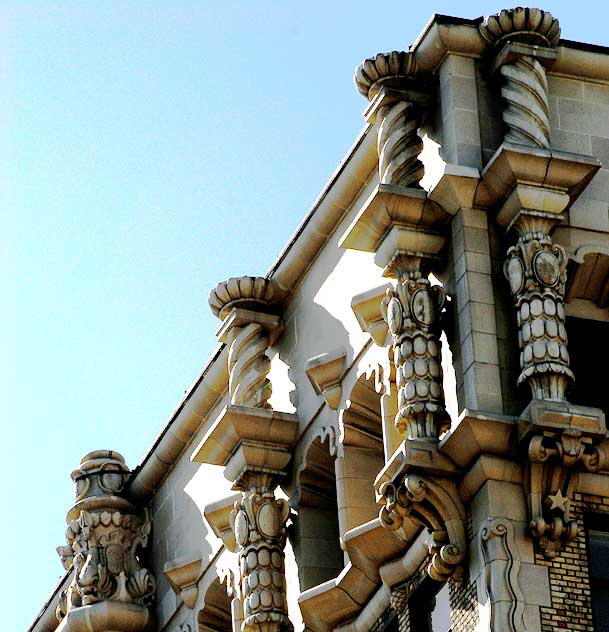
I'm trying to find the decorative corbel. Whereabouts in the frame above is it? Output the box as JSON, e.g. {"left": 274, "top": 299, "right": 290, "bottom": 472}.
{"left": 305, "top": 348, "right": 346, "bottom": 410}
{"left": 164, "top": 556, "right": 203, "bottom": 609}
{"left": 351, "top": 283, "right": 392, "bottom": 346}
{"left": 378, "top": 474, "right": 466, "bottom": 582}
{"left": 526, "top": 427, "right": 606, "bottom": 558}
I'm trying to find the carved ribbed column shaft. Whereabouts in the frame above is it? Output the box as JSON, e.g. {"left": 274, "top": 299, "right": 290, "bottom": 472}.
{"left": 480, "top": 7, "right": 560, "bottom": 149}
{"left": 354, "top": 51, "right": 426, "bottom": 188}
{"left": 231, "top": 487, "right": 290, "bottom": 632}
{"left": 209, "top": 276, "right": 280, "bottom": 408}
{"left": 505, "top": 219, "right": 572, "bottom": 400}
{"left": 381, "top": 254, "right": 449, "bottom": 441}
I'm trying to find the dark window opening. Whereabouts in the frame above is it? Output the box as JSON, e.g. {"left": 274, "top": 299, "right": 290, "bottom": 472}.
{"left": 409, "top": 578, "right": 451, "bottom": 632}
{"left": 586, "top": 513, "right": 609, "bottom": 632}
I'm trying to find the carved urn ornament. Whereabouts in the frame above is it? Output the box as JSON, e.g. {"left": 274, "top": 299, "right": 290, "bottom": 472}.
{"left": 56, "top": 451, "right": 155, "bottom": 626}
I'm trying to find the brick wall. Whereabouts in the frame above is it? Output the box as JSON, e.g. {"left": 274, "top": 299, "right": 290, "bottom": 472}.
{"left": 537, "top": 492, "right": 609, "bottom": 631}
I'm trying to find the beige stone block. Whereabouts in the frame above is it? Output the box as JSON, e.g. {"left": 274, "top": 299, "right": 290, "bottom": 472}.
{"left": 591, "top": 135, "right": 609, "bottom": 167}
{"left": 470, "top": 302, "right": 497, "bottom": 335}
{"left": 472, "top": 332, "right": 499, "bottom": 365}
{"left": 456, "top": 142, "right": 483, "bottom": 169}
{"left": 558, "top": 98, "right": 609, "bottom": 136}
{"left": 518, "top": 563, "right": 552, "bottom": 606}
{"left": 471, "top": 481, "right": 528, "bottom": 526}
{"left": 548, "top": 95, "right": 559, "bottom": 130}
{"left": 569, "top": 197, "right": 609, "bottom": 232}
{"left": 548, "top": 75, "right": 584, "bottom": 99}
{"left": 469, "top": 271, "right": 494, "bottom": 305}
{"left": 461, "top": 333, "right": 474, "bottom": 371}
{"left": 550, "top": 128, "right": 592, "bottom": 155}
{"left": 584, "top": 168, "right": 609, "bottom": 201}
{"left": 584, "top": 82, "right": 609, "bottom": 105}
{"left": 461, "top": 207, "right": 487, "bottom": 229}
{"left": 440, "top": 54, "right": 476, "bottom": 80}
{"left": 452, "top": 108, "right": 482, "bottom": 146}
{"left": 441, "top": 75, "right": 478, "bottom": 111}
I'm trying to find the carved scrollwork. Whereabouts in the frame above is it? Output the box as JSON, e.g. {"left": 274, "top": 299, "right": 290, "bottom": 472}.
{"left": 381, "top": 276, "right": 449, "bottom": 440}
{"left": 526, "top": 430, "right": 606, "bottom": 558}
{"left": 379, "top": 474, "right": 465, "bottom": 581}
{"left": 505, "top": 233, "right": 571, "bottom": 401}
{"left": 230, "top": 492, "right": 291, "bottom": 632}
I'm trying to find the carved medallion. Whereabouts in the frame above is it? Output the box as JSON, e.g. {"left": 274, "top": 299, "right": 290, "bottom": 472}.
{"left": 234, "top": 510, "right": 250, "bottom": 547}
{"left": 411, "top": 288, "right": 435, "bottom": 326}
{"left": 533, "top": 251, "right": 560, "bottom": 287}
{"left": 386, "top": 297, "right": 403, "bottom": 336}
{"left": 257, "top": 503, "right": 281, "bottom": 539}
{"left": 506, "top": 256, "right": 525, "bottom": 295}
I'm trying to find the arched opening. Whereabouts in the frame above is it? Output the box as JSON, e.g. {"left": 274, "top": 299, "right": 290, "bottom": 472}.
{"left": 197, "top": 576, "right": 232, "bottom": 632}
{"left": 292, "top": 435, "right": 343, "bottom": 591}
{"left": 337, "top": 372, "right": 385, "bottom": 536}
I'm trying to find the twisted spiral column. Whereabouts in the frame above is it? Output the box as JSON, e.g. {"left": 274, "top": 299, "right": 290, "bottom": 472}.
{"left": 500, "top": 55, "right": 551, "bottom": 148}
{"left": 377, "top": 100, "right": 424, "bottom": 187}
{"left": 228, "top": 322, "right": 272, "bottom": 408}
{"left": 354, "top": 50, "right": 426, "bottom": 188}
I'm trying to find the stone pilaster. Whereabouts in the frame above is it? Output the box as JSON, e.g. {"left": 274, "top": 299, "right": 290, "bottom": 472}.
{"left": 193, "top": 277, "right": 297, "bottom": 632}
{"left": 55, "top": 451, "right": 155, "bottom": 632}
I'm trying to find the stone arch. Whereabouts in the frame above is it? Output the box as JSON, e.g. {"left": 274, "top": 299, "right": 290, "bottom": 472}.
{"left": 291, "top": 432, "right": 343, "bottom": 591}
{"left": 197, "top": 576, "right": 232, "bottom": 632}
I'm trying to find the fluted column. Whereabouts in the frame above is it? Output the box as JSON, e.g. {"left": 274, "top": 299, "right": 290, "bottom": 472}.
{"left": 55, "top": 451, "right": 155, "bottom": 632}
{"left": 194, "top": 276, "right": 296, "bottom": 632}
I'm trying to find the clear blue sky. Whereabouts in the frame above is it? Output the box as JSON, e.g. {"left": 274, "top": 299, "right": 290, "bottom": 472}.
{"left": 4, "top": 2, "right": 605, "bottom": 630}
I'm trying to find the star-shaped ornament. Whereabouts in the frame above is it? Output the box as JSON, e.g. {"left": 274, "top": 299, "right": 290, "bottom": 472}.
{"left": 547, "top": 489, "right": 569, "bottom": 513}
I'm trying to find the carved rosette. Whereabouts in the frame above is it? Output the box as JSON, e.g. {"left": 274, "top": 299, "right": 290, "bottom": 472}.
{"left": 354, "top": 51, "right": 425, "bottom": 187}
{"left": 480, "top": 8, "right": 560, "bottom": 149}
{"left": 230, "top": 491, "right": 291, "bottom": 632}
{"left": 209, "top": 276, "right": 279, "bottom": 409}
{"left": 504, "top": 232, "right": 572, "bottom": 400}
{"left": 527, "top": 431, "right": 605, "bottom": 558}
{"left": 379, "top": 474, "right": 465, "bottom": 581}
{"left": 381, "top": 273, "right": 449, "bottom": 440}
{"left": 56, "top": 451, "right": 155, "bottom": 622}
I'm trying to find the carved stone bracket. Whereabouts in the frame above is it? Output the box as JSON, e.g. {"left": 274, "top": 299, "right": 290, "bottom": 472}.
{"left": 304, "top": 348, "right": 346, "bottom": 410}
{"left": 526, "top": 427, "right": 606, "bottom": 557}
{"left": 378, "top": 473, "right": 466, "bottom": 581}
{"left": 164, "top": 556, "right": 202, "bottom": 609}
{"left": 56, "top": 451, "right": 155, "bottom": 629}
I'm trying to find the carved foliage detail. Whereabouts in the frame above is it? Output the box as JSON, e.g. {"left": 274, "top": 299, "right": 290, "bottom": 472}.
{"left": 381, "top": 278, "right": 449, "bottom": 440}
{"left": 379, "top": 475, "right": 465, "bottom": 581}
{"left": 57, "top": 510, "right": 155, "bottom": 619}
{"left": 527, "top": 431, "right": 605, "bottom": 558}
{"left": 230, "top": 492, "right": 290, "bottom": 632}
{"left": 505, "top": 235, "right": 571, "bottom": 400}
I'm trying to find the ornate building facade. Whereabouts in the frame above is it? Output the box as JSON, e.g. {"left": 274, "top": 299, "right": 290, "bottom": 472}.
{"left": 29, "top": 8, "right": 609, "bottom": 632}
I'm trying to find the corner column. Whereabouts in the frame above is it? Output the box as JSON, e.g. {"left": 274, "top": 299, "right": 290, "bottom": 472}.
{"left": 342, "top": 51, "right": 466, "bottom": 583}
{"left": 193, "top": 276, "right": 297, "bottom": 632}
{"left": 480, "top": 7, "right": 605, "bottom": 561}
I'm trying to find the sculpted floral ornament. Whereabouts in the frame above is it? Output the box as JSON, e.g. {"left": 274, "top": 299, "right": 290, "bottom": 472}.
{"left": 381, "top": 274, "right": 449, "bottom": 440}
{"left": 56, "top": 451, "right": 156, "bottom": 622}
{"left": 230, "top": 491, "right": 291, "bottom": 632}
{"left": 379, "top": 474, "right": 465, "bottom": 581}
{"left": 505, "top": 233, "right": 571, "bottom": 400}
{"left": 527, "top": 430, "right": 606, "bottom": 558}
